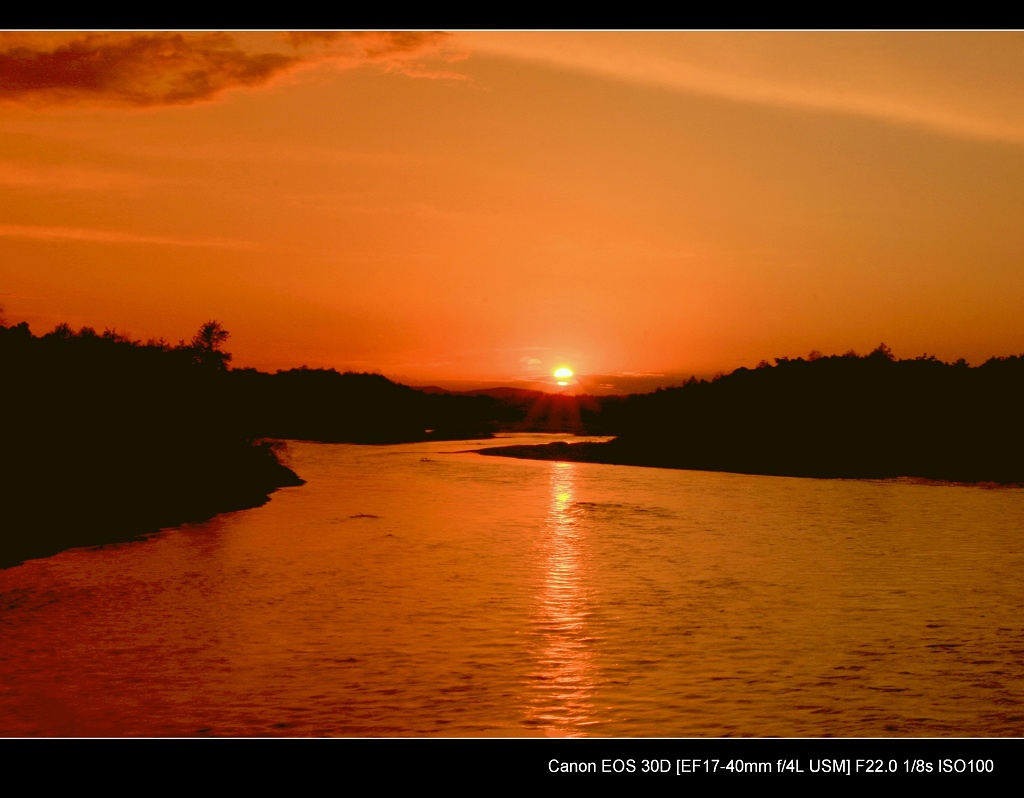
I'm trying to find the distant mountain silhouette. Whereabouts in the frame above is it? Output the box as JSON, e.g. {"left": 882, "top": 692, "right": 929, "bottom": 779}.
{"left": 227, "top": 371, "right": 617, "bottom": 440}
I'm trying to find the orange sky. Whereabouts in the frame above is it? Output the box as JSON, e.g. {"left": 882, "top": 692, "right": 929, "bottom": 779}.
{"left": 3, "top": 31, "right": 1024, "bottom": 390}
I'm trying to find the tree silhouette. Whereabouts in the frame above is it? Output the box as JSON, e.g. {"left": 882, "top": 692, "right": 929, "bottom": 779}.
{"left": 189, "top": 320, "right": 232, "bottom": 371}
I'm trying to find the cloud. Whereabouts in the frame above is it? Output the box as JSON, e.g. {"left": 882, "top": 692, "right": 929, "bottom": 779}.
{"left": 459, "top": 31, "right": 1024, "bottom": 146}
{"left": 0, "top": 31, "right": 466, "bottom": 108}
{"left": 283, "top": 30, "right": 468, "bottom": 79}
{"left": 0, "top": 223, "right": 255, "bottom": 249}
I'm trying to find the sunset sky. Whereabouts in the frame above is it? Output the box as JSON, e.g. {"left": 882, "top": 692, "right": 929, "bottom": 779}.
{"left": 3, "top": 31, "right": 1024, "bottom": 391}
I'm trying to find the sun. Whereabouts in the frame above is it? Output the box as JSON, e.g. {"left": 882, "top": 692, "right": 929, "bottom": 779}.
{"left": 554, "top": 366, "right": 573, "bottom": 386}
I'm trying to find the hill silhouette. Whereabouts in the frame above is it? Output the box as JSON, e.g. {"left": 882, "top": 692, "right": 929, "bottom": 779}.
{"left": 481, "top": 345, "right": 1024, "bottom": 484}
{"left": 225, "top": 371, "right": 620, "bottom": 441}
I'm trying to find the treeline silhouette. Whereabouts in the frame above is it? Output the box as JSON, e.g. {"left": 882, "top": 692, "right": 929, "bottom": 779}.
{"left": 226, "top": 374, "right": 610, "bottom": 442}
{"left": 7, "top": 319, "right": 1021, "bottom": 567}
{"left": 482, "top": 344, "right": 1024, "bottom": 484}
{"left": 228, "top": 368, "right": 499, "bottom": 443}
{"left": 0, "top": 317, "right": 601, "bottom": 566}
{"left": 1, "top": 320, "right": 303, "bottom": 567}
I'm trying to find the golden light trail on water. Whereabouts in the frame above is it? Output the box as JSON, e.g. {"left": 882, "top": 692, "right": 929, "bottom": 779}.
{"left": 522, "top": 461, "right": 597, "bottom": 736}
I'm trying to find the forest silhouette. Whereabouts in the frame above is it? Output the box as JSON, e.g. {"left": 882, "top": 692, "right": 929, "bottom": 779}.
{"left": 1, "top": 319, "right": 303, "bottom": 567}
{"left": 0, "top": 317, "right": 579, "bottom": 565}
{"left": 482, "top": 344, "right": 1024, "bottom": 484}
{"left": 4, "top": 318, "right": 1023, "bottom": 568}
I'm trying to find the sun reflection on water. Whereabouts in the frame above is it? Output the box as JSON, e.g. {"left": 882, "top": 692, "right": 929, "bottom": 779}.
{"left": 522, "top": 460, "right": 598, "bottom": 736}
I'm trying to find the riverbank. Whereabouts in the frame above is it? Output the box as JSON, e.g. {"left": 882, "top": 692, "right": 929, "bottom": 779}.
{"left": 478, "top": 438, "right": 1024, "bottom": 484}
{"left": 2, "top": 442, "right": 304, "bottom": 569}
{"left": 0, "top": 320, "right": 306, "bottom": 569}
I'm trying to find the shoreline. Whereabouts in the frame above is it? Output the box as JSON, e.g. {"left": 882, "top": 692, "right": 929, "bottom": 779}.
{"left": 478, "top": 439, "right": 1024, "bottom": 486}
{"left": 1, "top": 457, "right": 304, "bottom": 570}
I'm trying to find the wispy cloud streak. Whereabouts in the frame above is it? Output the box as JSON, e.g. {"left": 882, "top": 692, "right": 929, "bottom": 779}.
{"left": 460, "top": 31, "right": 1024, "bottom": 146}
{"left": 0, "top": 160, "right": 155, "bottom": 191}
{"left": 0, "top": 223, "right": 256, "bottom": 249}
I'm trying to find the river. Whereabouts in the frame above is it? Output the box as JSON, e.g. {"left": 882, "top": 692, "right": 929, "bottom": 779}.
{"left": 1, "top": 434, "right": 1022, "bottom": 737}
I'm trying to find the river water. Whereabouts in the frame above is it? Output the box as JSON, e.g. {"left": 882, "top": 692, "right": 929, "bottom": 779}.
{"left": 2, "top": 434, "right": 1023, "bottom": 737}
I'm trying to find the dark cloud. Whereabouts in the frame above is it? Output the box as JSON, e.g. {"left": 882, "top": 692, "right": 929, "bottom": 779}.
{"left": 0, "top": 31, "right": 464, "bottom": 108}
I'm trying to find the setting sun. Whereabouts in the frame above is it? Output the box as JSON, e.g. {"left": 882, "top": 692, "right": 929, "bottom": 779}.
{"left": 554, "top": 367, "right": 574, "bottom": 385}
